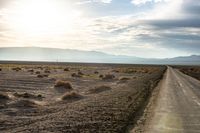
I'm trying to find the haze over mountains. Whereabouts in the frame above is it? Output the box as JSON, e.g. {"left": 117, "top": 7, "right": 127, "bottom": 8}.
{"left": 0, "top": 47, "right": 199, "bottom": 65}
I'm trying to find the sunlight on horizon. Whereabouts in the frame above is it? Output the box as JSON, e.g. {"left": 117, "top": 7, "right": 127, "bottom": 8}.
{"left": 6, "top": 0, "right": 82, "bottom": 35}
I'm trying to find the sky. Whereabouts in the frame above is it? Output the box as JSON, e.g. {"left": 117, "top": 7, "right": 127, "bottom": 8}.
{"left": 0, "top": 0, "right": 199, "bottom": 58}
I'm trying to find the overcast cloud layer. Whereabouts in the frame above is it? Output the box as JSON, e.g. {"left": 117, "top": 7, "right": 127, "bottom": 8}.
{"left": 0, "top": 0, "right": 199, "bottom": 58}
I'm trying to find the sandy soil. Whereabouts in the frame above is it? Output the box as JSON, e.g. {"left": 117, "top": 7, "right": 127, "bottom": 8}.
{"left": 0, "top": 63, "right": 166, "bottom": 133}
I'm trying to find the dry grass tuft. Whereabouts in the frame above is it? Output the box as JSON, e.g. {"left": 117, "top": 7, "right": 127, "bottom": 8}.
{"left": 44, "top": 70, "right": 51, "bottom": 73}
{"left": 61, "top": 91, "right": 82, "bottom": 100}
{"left": 78, "top": 70, "right": 84, "bottom": 75}
{"left": 43, "top": 74, "right": 49, "bottom": 77}
{"left": 71, "top": 73, "right": 82, "bottom": 78}
{"left": 13, "top": 92, "right": 42, "bottom": 99}
{"left": 89, "top": 85, "right": 112, "bottom": 94}
{"left": 64, "top": 68, "right": 70, "bottom": 71}
{"left": 35, "top": 71, "right": 40, "bottom": 74}
{"left": 37, "top": 74, "right": 44, "bottom": 78}
{"left": 99, "top": 74, "right": 104, "bottom": 78}
{"left": 12, "top": 67, "right": 22, "bottom": 71}
{"left": 94, "top": 71, "right": 99, "bottom": 74}
{"left": 28, "top": 69, "right": 34, "bottom": 72}
{"left": 54, "top": 80, "right": 73, "bottom": 90}
{"left": 119, "top": 77, "right": 130, "bottom": 81}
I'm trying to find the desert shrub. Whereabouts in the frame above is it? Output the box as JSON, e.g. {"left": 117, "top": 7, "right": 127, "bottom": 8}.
{"left": 89, "top": 85, "right": 112, "bottom": 94}
{"left": 44, "top": 70, "right": 51, "bottom": 73}
{"left": 119, "top": 77, "right": 130, "bottom": 81}
{"left": 54, "top": 80, "right": 73, "bottom": 90}
{"left": 61, "top": 91, "right": 82, "bottom": 100}
{"left": 14, "top": 92, "right": 35, "bottom": 98}
{"left": 71, "top": 73, "right": 82, "bottom": 78}
{"left": 37, "top": 67, "right": 43, "bottom": 70}
{"left": 64, "top": 68, "right": 70, "bottom": 71}
{"left": 43, "top": 74, "right": 49, "bottom": 77}
{"left": 14, "top": 92, "right": 43, "bottom": 99}
{"left": 0, "top": 92, "right": 9, "bottom": 100}
{"left": 37, "top": 74, "right": 44, "bottom": 78}
{"left": 99, "top": 74, "right": 104, "bottom": 78}
{"left": 94, "top": 71, "right": 99, "bottom": 74}
{"left": 12, "top": 67, "right": 21, "bottom": 71}
{"left": 35, "top": 71, "right": 40, "bottom": 74}
{"left": 102, "top": 74, "right": 115, "bottom": 80}
{"left": 28, "top": 69, "right": 34, "bottom": 72}
{"left": 78, "top": 70, "right": 84, "bottom": 75}
{"left": 37, "top": 94, "right": 42, "bottom": 98}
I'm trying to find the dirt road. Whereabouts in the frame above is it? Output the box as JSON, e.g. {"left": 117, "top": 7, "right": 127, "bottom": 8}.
{"left": 145, "top": 67, "right": 200, "bottom": 133}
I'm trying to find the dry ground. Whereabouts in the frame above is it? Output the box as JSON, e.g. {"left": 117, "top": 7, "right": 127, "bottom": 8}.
{"left": 0, "top": 62, "right": 166, "bottom": 133}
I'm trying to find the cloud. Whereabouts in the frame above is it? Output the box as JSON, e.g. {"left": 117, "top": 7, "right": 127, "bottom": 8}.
{"left": 0, "top": 0, "right": 199, "bottom": 58}
{"left": 75, "top": 0, "right": 112, "bottom": 5}
{"left": 131, "top": 0, "right": 166, "bottom": 6}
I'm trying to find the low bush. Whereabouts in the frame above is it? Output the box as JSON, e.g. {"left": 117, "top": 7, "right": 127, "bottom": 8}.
{"left": 61, "top": 91, "right": 82, "bottom": 100}
{"left": 64, "top": 68, "right": 70, "bottom": 71}
{"left": 54, "top": 80, "right": 73, "bottom": 90}
{"left": 71, "top": 73, "right": 82, "bottom": 78}
{"left": 12, "top": 67, "right": 22, "bottom": 71}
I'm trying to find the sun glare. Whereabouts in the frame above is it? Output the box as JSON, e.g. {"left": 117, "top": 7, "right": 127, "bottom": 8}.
{"left": 7, "top": 0, "right": 81, "bottom": 35}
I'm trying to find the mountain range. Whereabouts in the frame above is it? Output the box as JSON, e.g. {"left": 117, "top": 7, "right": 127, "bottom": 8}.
{"left": 0, "top": 47, "right": 199, "bottom": 65}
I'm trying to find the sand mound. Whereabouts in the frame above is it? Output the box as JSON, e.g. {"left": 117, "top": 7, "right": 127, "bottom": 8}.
{"left": 61, "top": 92, "right": 82, "bottom": 101}
{"left": 89, "top": 85, "right": 112, "bottom": 94}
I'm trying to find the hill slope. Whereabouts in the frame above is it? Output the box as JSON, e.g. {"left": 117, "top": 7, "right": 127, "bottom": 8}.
{"left": 0, "top": 47, "right": 199, "bottom": 65}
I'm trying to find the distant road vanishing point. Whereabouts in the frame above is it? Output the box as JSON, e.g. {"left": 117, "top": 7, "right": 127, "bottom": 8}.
{"left": 145, "top": 67, "right": 200, "bottom": 133}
